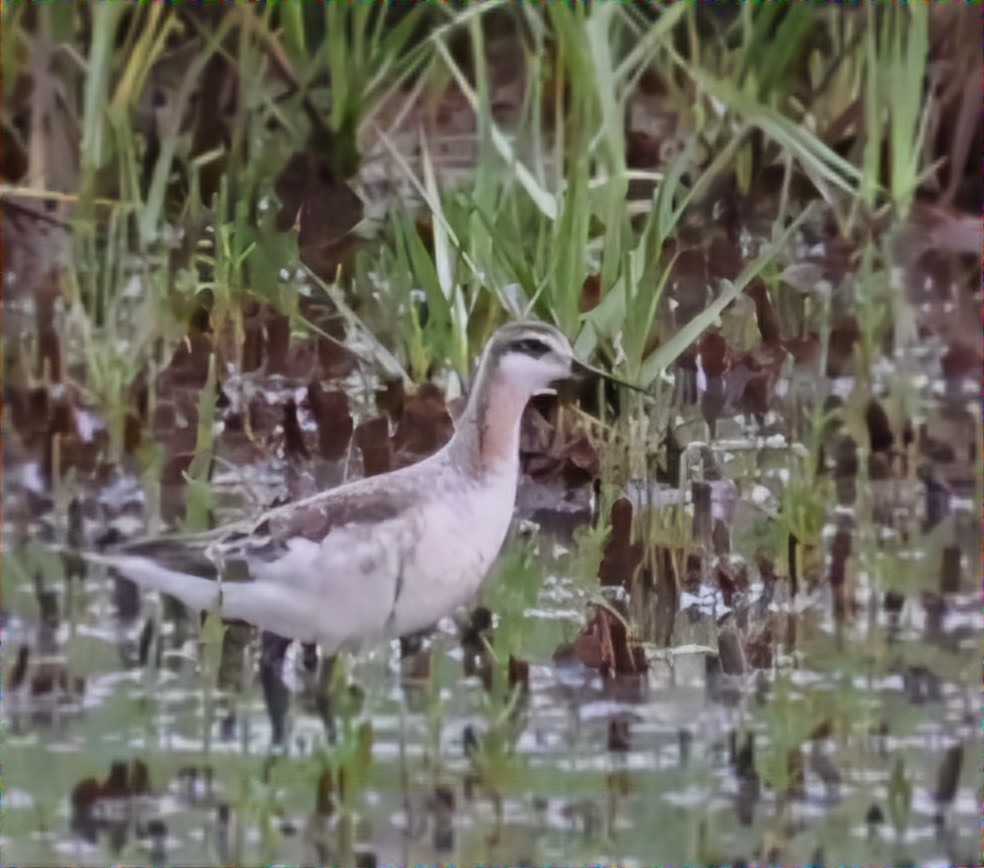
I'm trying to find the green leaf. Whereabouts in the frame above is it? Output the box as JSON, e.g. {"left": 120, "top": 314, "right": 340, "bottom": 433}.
{"left": 200, "top": 612, "right": 227, "bottom": 679}
{"left": 80, "top": 3, "right": 127, "bottom": 175}
{"left": 677, "top": 60, "right": 863, "bottom": 196}
{"left": 639, "top": 202, "right": 819, "bottom": 384}
{"left": 548, "top": 159, "right": 590, "bottom": 334}
{"left": 343, "top": 721, "right": 374, "bottom": 798}
{"left": 434, "top": 38, "right": 557, "bottom": 220}
{"left": 183, "top": 353, "right": 217, "bottom": 532}
{"left": 888, "top": 754, "right": 912, "bottom": 836}
{"left": 279, "top": 2, "right": 306, "bottom": 63}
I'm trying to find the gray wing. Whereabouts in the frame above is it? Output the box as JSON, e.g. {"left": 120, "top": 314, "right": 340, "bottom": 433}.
{"left": 115, "top": 466, "right": 423, "bottom": 579}
{"left": 108, "top": 462, "right": 432, "bottom": 644}
{"left": 209, "top": 467, "right": 422, "bottom": 576}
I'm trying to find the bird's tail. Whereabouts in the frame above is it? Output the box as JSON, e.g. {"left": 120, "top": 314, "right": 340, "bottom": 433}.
{"left": 68, "top": 549, "right": 317, "bottom": 641}
{"left": 85, "top": 552, "right": 224, "bottom": 614}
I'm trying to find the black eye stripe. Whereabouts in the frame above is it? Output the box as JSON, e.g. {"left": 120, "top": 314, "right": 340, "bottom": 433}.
{"left": 509, "top": 337, "right": 551, "bottom": 357}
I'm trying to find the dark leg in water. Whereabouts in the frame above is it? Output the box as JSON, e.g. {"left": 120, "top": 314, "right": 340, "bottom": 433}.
{"left": 259, "top": 632, "right": 292, "bottom": 746}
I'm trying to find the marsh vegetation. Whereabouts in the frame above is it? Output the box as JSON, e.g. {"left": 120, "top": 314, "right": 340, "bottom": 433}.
{"left": 2, "top": 4, "right": 980, "bottom": 866}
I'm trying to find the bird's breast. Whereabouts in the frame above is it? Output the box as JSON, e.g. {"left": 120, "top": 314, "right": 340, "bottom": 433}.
{"left": 390, "top": 468, "right": 518, "bottom": 636}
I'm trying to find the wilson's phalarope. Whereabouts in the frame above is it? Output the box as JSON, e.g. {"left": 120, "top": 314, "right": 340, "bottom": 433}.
{"left": 91, "top": 321, "right": 634, "bottom": 651}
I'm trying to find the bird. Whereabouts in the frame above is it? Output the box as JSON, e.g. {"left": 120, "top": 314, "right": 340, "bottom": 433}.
{"left": 88, "top": 321, "right": 635, "bottom": 653}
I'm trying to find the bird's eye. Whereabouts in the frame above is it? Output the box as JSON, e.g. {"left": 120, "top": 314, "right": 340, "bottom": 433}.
{"left": 510, "top": 337, "right": 551, "bottom": 358}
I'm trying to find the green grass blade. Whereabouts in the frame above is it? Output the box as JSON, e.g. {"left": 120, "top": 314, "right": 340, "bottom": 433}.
{"left": 80, "top": 3, "right": 127, "bottom": 176}
{"left": 639, "top": 202, "right": 820, "bottom": 383}
{"left": 433, "top": 38, "right": 557, "bottom": 220}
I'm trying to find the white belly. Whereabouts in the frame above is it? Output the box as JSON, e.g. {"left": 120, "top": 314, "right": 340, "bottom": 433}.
{"left": 391, "top": 468, "right": 517, "bottom": 636}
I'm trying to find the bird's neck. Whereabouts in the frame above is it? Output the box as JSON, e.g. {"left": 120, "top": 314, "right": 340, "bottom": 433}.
{"left": 448, "top": 368, "right": 530, "bottom": 478}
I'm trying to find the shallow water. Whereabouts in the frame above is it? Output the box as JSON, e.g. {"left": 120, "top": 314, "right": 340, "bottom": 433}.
{"left": 3, "top": 189, "right": 981, "bottom": 866}
{"left": 3, "top": 477, "right": 980, "bottom": 866}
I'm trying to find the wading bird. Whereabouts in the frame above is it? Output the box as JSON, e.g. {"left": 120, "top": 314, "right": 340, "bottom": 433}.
{"left": 91, "top": 321, "right": 638, "bottom": 652}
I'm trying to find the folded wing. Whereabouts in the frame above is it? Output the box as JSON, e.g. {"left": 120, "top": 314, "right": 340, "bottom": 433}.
{"left": 95, "top": 469, "right": 426, "bottom": 647}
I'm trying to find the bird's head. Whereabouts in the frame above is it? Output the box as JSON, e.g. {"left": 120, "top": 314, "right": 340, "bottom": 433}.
{"left": 480, "top": 320, "right": 647, "bottom": 400}
{"left": 481, "top": 321, "right": 577, "bottom": 399}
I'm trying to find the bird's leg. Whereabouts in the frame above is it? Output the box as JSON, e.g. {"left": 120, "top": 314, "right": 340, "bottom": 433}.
{"left": 259, "top": 631, "right": 292, "bottom": 747}
{"left": 301, "top": 641, "right": 319, "bottom": 673}
{"left": 216, "top": 619, "right": 253, "bottom": 743}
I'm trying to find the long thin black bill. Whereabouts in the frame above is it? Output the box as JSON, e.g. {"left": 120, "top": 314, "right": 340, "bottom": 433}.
{"left": 571, "top": 359, "right": 651, "bottom": 395}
